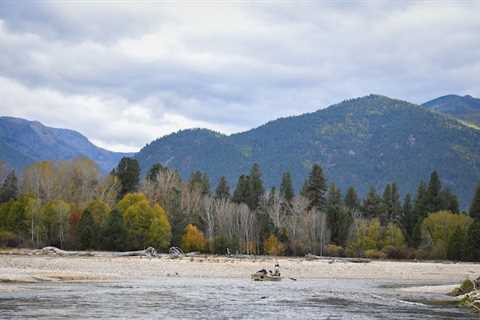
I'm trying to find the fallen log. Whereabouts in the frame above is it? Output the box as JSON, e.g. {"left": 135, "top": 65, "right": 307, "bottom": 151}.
{"left": 113, "top": 247, "right": 157, "bottom": 257}
{"left": 37, "top": 246, "right": 94, "bottom": 257}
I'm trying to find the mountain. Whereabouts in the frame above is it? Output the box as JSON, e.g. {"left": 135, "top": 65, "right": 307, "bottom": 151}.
{"left": 0, "top": 116, "right": 129, "bottom": 174}
{"left": 136, "top": 95, "right": 480, "bottom": 208}
{"left": 423, "top": 94, "right": 480, "bottom": 128}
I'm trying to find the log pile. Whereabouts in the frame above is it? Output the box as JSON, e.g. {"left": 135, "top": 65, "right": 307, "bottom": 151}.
{"left": 450, "top": 277, "right": 480, "bottom": 313}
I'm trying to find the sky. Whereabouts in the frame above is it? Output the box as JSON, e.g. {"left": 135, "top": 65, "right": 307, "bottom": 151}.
{"left": 0, "top": 1, "right": 479, "bottom": 152}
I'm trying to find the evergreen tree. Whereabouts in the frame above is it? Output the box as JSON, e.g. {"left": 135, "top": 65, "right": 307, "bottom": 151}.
{"left": 215, "top": 176, "right": 230, "bottom": 199}
{"left": 116, "top": 157, "right": 140, "bottom": 199}
{"left": 147, "top": 163, "right": 165, "bottom": 182}
{"left": 440, "top": 188, "right": 459, "bottom": 213}
{"left": 0, "top": 171, "right": 17, "bottom": 203}
{"left": 447, "top": 227, "right": 465, "bottom": 261}
{"left": 304, "top": 164, "right": 327, "bottom": 210}
{"left": 361, "top": 187, "right": 383, "bottom": 218}
{"left": 201, "top": 172, "right": 210, "bottom": 196}
{"left": 326, "top": 184, "right": 352, "bottom": 246}
{"left": 280, "top": 172, "right": 294, "bottom": 203}
{"left": 101, "top": 209, "right": 127, "bottom": 251}
{"left": 466, "top": 220, "right": 480, "bottom": 261}
{"left": 400, "top": 193, "right": 416, "bottom": 246}
{"left": 382, "top": 183, "right": 401, "bottom": 224}
{"left": 77, "top": 209, "right": 99, "bottom": 250}
{"left": 344, "top": 186, "right": 359, "bottom": 211}
{"left": 247, "top": 163, "right": 264, "bottom": 211}
{"left": 469, "top": 184, "right": 480, "bottom": 220}
{"left": 413, "top": 180, "right": 429, "bottom": 220}
{"left": 426, "top": 171, "right": 442, "bottom": 213}
{"left": 232, "top": 175, "right": 250, "bottom": 204}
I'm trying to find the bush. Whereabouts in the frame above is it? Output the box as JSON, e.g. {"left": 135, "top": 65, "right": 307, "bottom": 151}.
{"left": 325, "top": 244, "right": 345, "bottom": 257}
{"left": 364, "top": 249, "right": 386, "bottom": 259}
{"left": 382, "top": 245, "right": 408, "bottom": 259}
{"left": 0, "top": 230, "right": 17, "bottom": 247}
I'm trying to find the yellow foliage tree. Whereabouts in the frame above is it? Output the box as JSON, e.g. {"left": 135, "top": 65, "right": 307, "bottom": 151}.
{"left": 85, "top": 199, "right": 110, "bottom": 225}
{"left": 181, "top": 224, "right": 207, "bottom": 252}
{"left": 264, "top": 234, "right": 285, "bottom": 256}
{"left": 421, "top": 211, "right": 473, "bottom": 259}
{"left": 117, "top": 193, "right": 171, "bottom": 250}
{"left": 382, "top": 223, "right": 406, "bottom": 248}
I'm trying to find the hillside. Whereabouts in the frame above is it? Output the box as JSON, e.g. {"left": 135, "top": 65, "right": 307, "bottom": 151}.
{"left": 136, "top": 95, "right": 480, "bottom": 207}
{"left": 0, "top": 117, "right": 129, "bottom": 173}
{"left": 423, "top": 94, "right": 480, "bottom": 128}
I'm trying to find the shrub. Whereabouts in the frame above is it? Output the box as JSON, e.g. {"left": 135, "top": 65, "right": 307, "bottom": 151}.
{"left": 382, "top": 245, "right": 408, "bottom": 259}
{"left": 325, "top": 244, "right": 344, "bottom": 257}
{"left": 364, "top": 249, "right": 386, "bottom": 259}
{"left": 0, "top": 230, "right": 17, "bottom": 247}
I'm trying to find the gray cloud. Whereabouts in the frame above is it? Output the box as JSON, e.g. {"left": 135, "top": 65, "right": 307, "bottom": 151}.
{"left": 0, "top": 1, "right": 479, "bottom": 151}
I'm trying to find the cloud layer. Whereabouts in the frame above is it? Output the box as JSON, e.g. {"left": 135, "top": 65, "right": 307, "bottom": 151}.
{"left": 1, "top": 1, "right": 479, "bottom": 151}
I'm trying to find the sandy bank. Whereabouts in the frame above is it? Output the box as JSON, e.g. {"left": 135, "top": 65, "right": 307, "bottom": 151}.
{"left": 1, "top": 251, "right": 479, "bottom": 289}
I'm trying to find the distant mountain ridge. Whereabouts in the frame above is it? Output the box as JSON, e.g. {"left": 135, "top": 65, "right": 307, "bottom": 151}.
{"left": 423, "top": 94, "right": 480, "bottom": 128}
{"left": 0, "top": 116, "right": 129, "bottom": 173}
{"left": 136, "top": 94, "right": 480, "bottom": 208}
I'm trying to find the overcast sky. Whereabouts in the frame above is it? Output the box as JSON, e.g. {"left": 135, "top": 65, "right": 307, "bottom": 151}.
{"left": 0, "top": 1, "right": 479, "bottom": 152}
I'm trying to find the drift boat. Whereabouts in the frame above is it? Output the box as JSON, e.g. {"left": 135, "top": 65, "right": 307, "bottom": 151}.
{"left": 251, "top": 263, "right": 282, "bottom": 281}
{"left": 251, "top": 271, "right": 282, "bottom": 281}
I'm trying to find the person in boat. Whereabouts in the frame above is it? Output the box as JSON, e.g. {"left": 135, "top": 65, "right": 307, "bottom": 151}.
{"left": 257, "top": 268, "right": 267, "bottom": 275}
{"left": 274, "top": 263, "right": 280, "bottom": 276}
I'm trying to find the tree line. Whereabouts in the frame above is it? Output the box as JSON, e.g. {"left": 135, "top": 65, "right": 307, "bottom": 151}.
{"left": 0, "top": 157, "right": 479, "bottom": 261}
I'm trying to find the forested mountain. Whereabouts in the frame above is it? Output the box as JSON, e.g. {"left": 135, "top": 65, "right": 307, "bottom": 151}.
{"left": 0, "top": 117, "right": 129, "bottom": 173}
{"left": 423, "top": 94, "right": 480, "bottom": 128}
{"left": 136, "top": 95, "right": 480, "bottom": 208}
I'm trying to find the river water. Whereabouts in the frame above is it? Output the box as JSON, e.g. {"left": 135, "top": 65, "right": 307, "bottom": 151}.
{"left": 0, "top": 278, "right": 474, "bottom": 319}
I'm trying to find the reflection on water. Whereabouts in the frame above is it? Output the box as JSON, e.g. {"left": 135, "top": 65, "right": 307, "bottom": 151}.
{"left": 0, "top": 278, "right": 474, "bottom": 319}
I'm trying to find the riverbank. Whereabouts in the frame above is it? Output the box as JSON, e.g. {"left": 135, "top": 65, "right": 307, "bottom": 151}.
{"left": 1, "top": 250, "right": 479, "bottom": 292}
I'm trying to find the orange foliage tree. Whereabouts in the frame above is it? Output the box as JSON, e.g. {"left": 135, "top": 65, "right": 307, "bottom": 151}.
{"left": 181, "top": 224, "right": 207, "bottom": 252}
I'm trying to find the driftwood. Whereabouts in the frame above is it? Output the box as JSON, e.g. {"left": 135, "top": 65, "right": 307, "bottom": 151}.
{"left": 169, "top": 247, "right": 184, "bottom": 259}
{"left": 113, "top": 247, "right": 157, "bottom": 257}
{"left": 451, "top": 277, "right": 480, "bottom": 313}
{"left": 305, "top": 254, "right": 371, "bottom": 264}
{"left": 36, "top": 246, "right": 157, "bottom": 257}
{"left": 37, "top": 247, "right": 94, "bottom": 257}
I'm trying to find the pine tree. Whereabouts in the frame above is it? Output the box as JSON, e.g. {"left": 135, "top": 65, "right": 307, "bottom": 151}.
{"left": 400, "top": 193, "right": 416, "bottom": 246}
{"left": 247, "top": 163, "right": 264, "bottom": 211}
{"left": 440, "top": 188, "right": 459, "bottom": 213}
{"left": 116, "top": 157, "right": 140, "bottom": 199}
{"left": 215, "top": 176, "right": 230, "bottom": 199}
{"left": 101, "top": 209, "right": 127, "bottom": 251}
{"left": 344, "top": 186, "right": 359, "bottom": 211}
{"left": 0, "top": 171, "right": 18, "bottom": 203}
{"left": 469, "top": 184, "right": 480, "bottom": 220}
{"left": 426, "top": 171, "right": 442, "bottom": 213}
{"left": 326, "top": 184, "right": 352, "bottom": 246}
{"left": 361, "top": 187, "right": 383, "bottom": 218}
{"left": 413, "top": 180, "right": 428, "bottom": 220}
{"left": 466, "top": 220, "right": 480, "bottom": 261}
{"left": 146, "top": 163, "right": 165, "bottom": 182}
{"left": 232, "top": 175, "right": 250, "bottom": 204}
{"left": 304, "top": 164, "right": 327, "bottom": 210}
{"left": 77, "top": 209, "right": 99, "bottom": 250}
{"left": 382, "top": 183, "right": 401, "bottom": 224}
{"left": 280, "top": 172, "right": 294, "bottom": 203}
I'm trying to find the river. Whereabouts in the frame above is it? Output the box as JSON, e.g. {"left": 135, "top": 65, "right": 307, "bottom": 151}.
{"left": 0, "top": 278, "right": 474, "bottom": 319}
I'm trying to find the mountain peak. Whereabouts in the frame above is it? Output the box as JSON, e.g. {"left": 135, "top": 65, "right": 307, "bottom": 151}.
{"left": 0, "top": 116, "right": 128, "bottom": 173}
